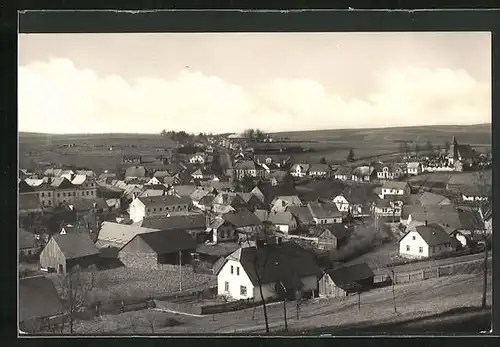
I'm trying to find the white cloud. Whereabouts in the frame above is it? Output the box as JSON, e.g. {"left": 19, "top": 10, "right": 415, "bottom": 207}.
{"left": 18, "top": 57, "right": 490, "bottom": 134}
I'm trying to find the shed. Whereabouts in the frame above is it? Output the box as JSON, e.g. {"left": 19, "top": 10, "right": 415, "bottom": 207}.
{"left": 319, "top": 263, "right": 375, "bottom": 298}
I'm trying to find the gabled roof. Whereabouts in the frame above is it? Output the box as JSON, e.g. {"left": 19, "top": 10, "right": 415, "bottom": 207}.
{"left": 410, "top": 223, "right": 452, "bottom": 246}
{"left": 196, "top": 242, "right": 240, "bottom": 257}
{"left": 71, "top": 174, "right": 88, "bottom": 185}
{"left": 50, "top": 177, "right": 75, "bottom": 189}
{"left": 335, "top": 166, "right": 353, "bottom": 176}
{"left": 382, "top": 181, "right": 409, "bottom": 190}
{"left": 309, "top": 164, "right": 330, "bottom": 173}
{"left": 312, "top": 224, "right": 349, "bottom": 239}
{"left": 229, "top": 242, "right": 322, "bottom": 286}
{"left": 268, "top": 211, "right": 295, "bottom": 225}
{"left": 325, "top": 263, "right": 374, "bottom": 289}
{"left": 291, "top": 163, "right": 310, "bottom": 172}
{"left": 307, "top": 202, "right": 341, "bottom": 219}
{"left": 253, "top": 209, "right": 269, "bottom": 222}
{"left": 51, "top": 233, "right": 100, "bottom": 260}
{"left": 19, "top": 276, "right": 63, "bottom": 323}
{"left": 139, "top": 189, "right": 166, "bottom": 198}
{"left": 288, "top": 206, "right": 314, "bottom": 225}
{"left": 407, "top": 162, "right": 421, "bottom": 169}
{"left": 417, "top": 192, "right": 451, "bottom": 206}
{"left": 272, "top": 195, "right": 303, "bottom": 207}
{"left": 125, "top": 166, "right": 146, "bottom": 178}
{"left": 352, "top": 166, "right": 374, "bottom": 177}
{"left": 222, "top": 209, "right": 263, "bottom": 228}
{"left": 198, "top": 194, "right": 216, "bottom": 206}
{"left": 234, "top": 160, "right": 258, "bottom": 170}
{"left": 153, "top": 170, "right": 171, "bottom": 178}
{"left": 128, "top": 229, "right": 196, "bottom": 254}
{"left": 140, "top": 213, "right": 206, "bottom": 230}
{"left": 173, "top": 185, "right": 197, "bottom": 198}
{"left": 190, "top": 188, "right": 210, "bottom": 202}
{"left": 137, "top": 195, "right": 191, "bottom": 207}
{"left": 96, "top": 222, "right": 159, "bottom": 248}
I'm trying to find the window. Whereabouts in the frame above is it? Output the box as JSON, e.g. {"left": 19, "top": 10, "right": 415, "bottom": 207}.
{"left": 236, "top": 267, "right": 240, "bottom": 276}
{"left": 224, "top": 281, "right": 229, "bottom": 292}
{"left": 240, "top": 286, "right": 247, "bottom": 296}
{"left": 230, "top": 265, "right": 234, "bottom": 274}
{"left": 41, "top": 192, "right": 45, "bottom": 197}
{"left": 48, "top": 200, "right": 52, "bottom": 205}
{"left": 166, "top": 207, "right": 169, "bottom": 211}
{"left": 147, "top": 208, "right": 151, "bottom": 212}
{"left": 406, "top": 245, "right": 410, "bottom": 251}
{"left": 48, "top": 192, "right": 51, "bottom": 197}
{"left": 412, "top": 236, "right": 416, "bottom": 240}
{"left": 419, "top": 247, "right": 423, "bottom": 253}
{"left": 153, "top": 208, "right": 156, "bottom": 212}
{"left": 159, "top": 208, "right": 162, "bottom": 211}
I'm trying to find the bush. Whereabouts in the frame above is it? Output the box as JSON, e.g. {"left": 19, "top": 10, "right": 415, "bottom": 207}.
{"left": 161, "top": 318, "right": 182, "bottom": 327}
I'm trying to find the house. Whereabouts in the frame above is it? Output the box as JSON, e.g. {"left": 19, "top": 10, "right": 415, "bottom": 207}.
{"left": 290, "top": 163, "right": 310, "bottom": 178}
{"left": 196, "top": 194, "right": 216, "bottom": 211}
{"left": 376, "top": 164, "right": 405, "bottom": 180}
{"left": 251, "top": 182, "right": 297, "bottom": 207}
{"left": 399, "top": 222, "right": 454, "bottom": 259}
{"left": 373, "top": 198, "right": 402, "bottom": 218}
{"left": 146, "top": 177, "right": 163, "bottom": 185}
{"left": 459, "top": 185, "right": 491, "bottom": 203}
{"left": 212, "top": 192, "right": 249, "bottom": 212}
{"left": 190, "top": 188, "right": 211, "bottom": 206}
{"left": 118, "top": 229, "right": 197, "bottom": 270}
{"left": 332, "top": 187, "right": 375, "bottom": 218}
{"left": 19, "top": 229, "right": 41, "bottom": 258}
{"left": 19, "top": 276, "right": 64, "bottom": 333}
{"left": 222, "top": 209, "right": 264, "bottom": 242}
{"left": 319, "top": 263, "right": 375, "bottom": 298}
{"left": 122, "top": 155, "right": 142, "bottom": 164}
{"left": 415, "top": 192, "right": 452, "bottom": 206}
{"left": 406, "top": 162, "right": 422, "bottom": 176}
{"left": 194, "top": 242, "right": 240, "bottom": 274}
{"left": 140, "top": 213, "right": 207, "bottom": 241}
{"left": 380, "top": 181, "right": 411, "bottom": 200}
{"left": 308, "top": 164, "right": 331, "bottom": 178}
{"left": 39, "top": 233, "right": 100, "bottom": 274}
{"left": 173, "top": 184, "right": 198, "bottom": 198}
{"left": 447, "top": 136, "right": 477, "bottom": 166}
{"left": 216, "top": 242, "right": 322, "bottom": 301}
{"left": 95, "top": 222, "right": 159, "bottom": 258}
{"left": 71, "top": 175, "right": 98, "bottom": 199}
{"left": 351, "top": 166, "right": 376, "bottom": 182}
{"left": 238, "top": 192, "right": 267, "bottom": 212}
{"left": 206, "top": 217, "right": 239, "bottom": 244}
{"left": 233, "top": 160, "right": 265, "bottom": 180}
{"left": 310, "top": 224, "right": 348, "bottom": 250}
{"left": 267, "top": 211, "right": 298, "bottom": 234}
{"left": 125, "top": 166, "right": 147, "bottom": 178}
{"left": 189, "top": 153, "right": 206, "bottom": 164}
{"left": 153, "top": 170, "right": 171, "bottom": 179}
{"left": 128, "top": 195, "right": 191, "bottom": 223}
{"left": 270, "top": 195, "right": 303, "bottom": 213}
{"left": 307, "top": 202, "right": 342, "bottom": 225}
{"left": 288, "top": 206, "right": 315, "bottom": 229}
{"left": 334, "top": 167, "right": 353, "bottom": 181}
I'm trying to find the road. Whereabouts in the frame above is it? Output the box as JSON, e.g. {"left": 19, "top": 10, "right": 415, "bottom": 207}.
{"left": 373, "top": 251, "right": 490, "bottom": 276}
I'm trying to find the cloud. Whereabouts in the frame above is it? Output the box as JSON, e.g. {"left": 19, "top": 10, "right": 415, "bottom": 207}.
{"left": 18, "top": 57, "right": 490, "bottom": 134}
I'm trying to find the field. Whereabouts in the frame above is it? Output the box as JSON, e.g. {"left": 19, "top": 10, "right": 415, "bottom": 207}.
{"left": 63, "top": 272, "right": 492, "bottom": 334}
{"left": 47, "top": 266, "right": 217, "bottom": 305}
{"left": 272, "top": 123, "right": 491, "bottom": 163}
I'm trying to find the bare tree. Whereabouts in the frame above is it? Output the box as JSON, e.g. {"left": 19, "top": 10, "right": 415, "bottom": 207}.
{"left": 61, "top": 265, "right": 88, "bottom": 334}
{"left": 386, "top": 261, "right": 397, "bottom": 313}
{"left": 478, "top": 169, "right": 489, "bottom": 308}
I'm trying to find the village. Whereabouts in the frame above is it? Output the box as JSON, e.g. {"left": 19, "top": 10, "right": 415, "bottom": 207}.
{"left": 18, "top": 130, "right": 493, "bottom": 334}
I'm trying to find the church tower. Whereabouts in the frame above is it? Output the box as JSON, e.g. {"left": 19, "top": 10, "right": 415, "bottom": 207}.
{"left": 448, "top": 136, "right": 458, "bottom": 165}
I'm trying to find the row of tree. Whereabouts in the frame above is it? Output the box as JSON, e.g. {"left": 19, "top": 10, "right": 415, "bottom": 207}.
{"left": 243, "top": 129, "right": 266, "bottom": 142}
{"left": 398, "top": 140, "right": 450, "bottom": 157}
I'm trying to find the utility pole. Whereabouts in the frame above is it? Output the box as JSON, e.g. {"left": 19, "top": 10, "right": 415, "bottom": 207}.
{"left": 479, "top": 169, "right": 488, "bottom": 308}
{"left": 179, "top": 250, "right": 182, "bottom": 292}
{"left": 357, "top": 292, "right": 361, "bottom": 312}
{"left": 68, "top": 272, "right": 73, "bottom": 334}
{"left": 390, "top": 266, "right": 397, "bottom": 313}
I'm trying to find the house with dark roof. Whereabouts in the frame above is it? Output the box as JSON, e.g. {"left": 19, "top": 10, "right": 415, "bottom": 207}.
{"left": 311, "top": 225, "right": 349, "bottom": 250}
{"left": 288, "top": 206, "right": 315, "bottom": 229}
{"left": 332, "top": 186, "right": 376, "bottom": 218}
{"left": 222, "top": 209, "right": 264, "bottom": 241}
{"left": 118, "top": 229, "right": 197, "bottom": 270}
{"left": 319, "top": 263, "right": 375, "bottom": 298}
{"left": 414, "top": 192, "right": 452, "bottom": 206}
{"left": 308, "top": 164, "right": 331, "bottom": 178}
{"left": 334, "top": 166, "right": 353, "bottom": 181}
{"left": 251, "top": 182, "right": 297, "bottom": 207}
{"left": 19, "top": 276, "right": 64, "bottom": 333}
{"left": 233, "top": 160, "right": 265, "bottom": 180}
{"left": 39, "top": 233, "right": 100, "bottom": 274}
{"left": 216, "top": 242, "right": 322, "bottom": 301}
{"left": 376, "top": 164, "right": 405, "bottom": 180}
{"left": 398, "top": 222, "right": 455, "bottom": 259}
{"left": 307, "top": 202, "right": 342, "bottom": 225}
{"left": 380, "top": 181, "right": 411, "bottom": 199}
{"left": 140, "top": 212, "right": 207, "bottom": 241}
{"left": 270, "top": 195, "right": 303, "bottom": 213}
{"left": 267, "top": 210, "right": 298, "bottom": 234}
{"left": 128, "top": 195, "right": 191, "bottom": 223}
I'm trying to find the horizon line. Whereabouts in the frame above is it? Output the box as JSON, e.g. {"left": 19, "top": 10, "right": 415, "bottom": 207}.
{"left": 18, "top": 122, "right": 491, "bottom": 137}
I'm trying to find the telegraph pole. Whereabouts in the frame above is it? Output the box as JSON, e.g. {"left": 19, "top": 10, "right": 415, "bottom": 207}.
{"left": 179, "top": 250, "right": 182, "bottom": 292}
{"left": 68, "top": 272, "right": 73, "bottom": 334}
{"left": 479, "top": 169, "right": 488, "bottom": 308}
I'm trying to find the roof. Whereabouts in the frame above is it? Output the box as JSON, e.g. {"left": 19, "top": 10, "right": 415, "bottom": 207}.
{"left": 325, "top": 263, "right": 374, "bottom": 289}
{"left": 19, "top": 230, "right": 37, "bottom": 249}
{"left": 229, "top": 242, "right": 322, "bottom": 286}
{"left": 411, "top": 223, "right": 452, "bottom": 246}
{"left": 272, "top": 195, "right": 303, "bottom": 207}
{"left": 19, "top": 194, "right": 42, "bottom": 213}
{"left": 71, "top": 174, "right": 87, "bottom": 185}
{"left": 307, "top": 202, "right": 341, "bottom": 219}
{"left": 352, "top": 166, "right": 374, "bottom": 177}
{"left": 139, "top": 189, "right": 166, "bottom": 198}
{"left": 418, "top": 192, "right": 451, "bottom": 206}
{"left": 312, "top": 224, "right": 349, "bottom": 239}
{"left": 460, "top": 185, "right": 492, "bottom": 197}
{"left": 51, "top": 233, "right": 100, "bottom": 260}
{"left": 341, "top": 185, "right": 378, "bottom": 205}
{"left": 335, "top": 166, "right": 353, "bottom": 176}
{"left": 198, "top": 194, "right": 215, "bottom": 206}
{"left": 50, "top": 177, "right": 75, "bottom": 189}
{"left": 173, "top": 185, "right": 197, "bottom": 198}
{"left": 125, "top": 166, "right": 146, "bottom": 178}
{"left": 222, "top": 209, "right": 263, "bottom": 228}
{"left": 153, "top": 170, "right": 171, "bottom": 178}
{"left": 401, "top": 204, "right": 458, "bottom": 220}
{"left": 140, "top": 213, "right": 206, "bottom": 230}
{"left": 128, "top": 229, "right": 197, "bottom": 254}
{"left": 382, "top": 181, "right": 409, "bottom": 190}
{"left": 254, "top": 209, "right": 269, "bottom": 222}
{"left": 407, "top": 162, "right": 421, "bottom": 169}
{"left": 234, "top": 160, "right": 258, "bottom": 170}
{"left": 196, "top": 242, "right": 240, "bottom": 257}
{"left": 137, "top": 195, "right": 191, "bottom": 207}
{"left": 97, "top": 222, "right": 159, "bottom": 247}
{"left": 268, "top": 211, "right": 295, "bottom": 225}
{"left": 19, "top": 276, "right": 63, "bottom": 323}
{"left": 288, "top": 206, "right": 314, "bottom": 225}
{"left": 291, "top": 163, "right": 311, "bottom": 172}
{"left": 309, "top": 164, "right": 330, "bottom": 173}
{"left": 190, "top": 188, "right": 210, "bottom": 202}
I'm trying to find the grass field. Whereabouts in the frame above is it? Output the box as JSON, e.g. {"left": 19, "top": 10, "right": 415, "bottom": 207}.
{"left": 47, "top": 266, "right": 217, "bottom": 305}
{"left": 63, "top": 272, "right": 491, "bottom": 334}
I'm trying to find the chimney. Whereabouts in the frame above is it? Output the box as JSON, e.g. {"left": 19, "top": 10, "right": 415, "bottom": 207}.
{"left": 425, "top": 220, "right": 428, "bottom": 226}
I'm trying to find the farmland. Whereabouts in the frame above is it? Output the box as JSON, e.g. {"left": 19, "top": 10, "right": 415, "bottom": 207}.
{"left": 63, "top": 272, "right": 491, "bottom": 334}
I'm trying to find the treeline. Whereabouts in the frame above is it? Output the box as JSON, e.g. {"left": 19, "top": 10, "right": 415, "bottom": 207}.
{"left": 160, "top": 130, "right": 211, "bottom": 143}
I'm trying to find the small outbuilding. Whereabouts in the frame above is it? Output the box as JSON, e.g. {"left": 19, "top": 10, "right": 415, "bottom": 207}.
{"left": 319, "top": 263, "right": 375, "bottom": 298}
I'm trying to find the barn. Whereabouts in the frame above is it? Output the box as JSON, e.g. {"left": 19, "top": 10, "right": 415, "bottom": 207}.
{"left": 319, "top": 263, "right": 375, "bottom": 298}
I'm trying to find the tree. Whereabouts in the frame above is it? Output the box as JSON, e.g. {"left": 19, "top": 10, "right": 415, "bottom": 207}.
{"left": 243, "top": 129, "right": 256, "bottom": 141}
{"left": 61, "top": 265, "right": 88, "bottom": 334}
{"left": 320, "top": 157, "right": 327, "bottom": 164}
{"left": 346, "top": 148, "right": 355, "bottom": 163}
{"left": 160, "top": 129, "right": 167, "bottom": 137}
{"left": 254, "top": 129, "right": 266, "bottom": 142}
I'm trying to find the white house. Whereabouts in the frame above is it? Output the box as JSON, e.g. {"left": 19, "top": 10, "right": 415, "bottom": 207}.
{"left": 380, "top": 181, "right": 411, "bottom": 200}
{"left": 267, "top": 211, "right": 298, "bottom": 234}
{"left": 334, "top": 167, "right": 353, "bottom": 181}
{"left": 290, "top": 164, "right": 310, "bottom": 178}
{"left": 460, "top": 185, "right": 491, "bottom": 203}
{"left": 399, "top": 222, "right": 454, "bottom": 259}
{"left": 308, "top": 164, "right": 330, "bottom": 178}
{"left": 377, "top": 165, "right": 405, "bottom": 180}
{"left": 189, "top": 154, "right": 206, "bottom": 164}
{"left": 307, "top": 202, "right": 343, "bottom": 225}
{"left": 216, "top": 242, "right": 321, "bottom": 301}
{"left": 406, "top": 162, "right": 422, "bottom": 176}
{"left": 128, "top": 195, "right": 191, "bottom": 223}
{"left": 146, "top": 177, "right": 162, "bottom": 185}
{"left": 332, "top": 195, "right": 350, "bottom": 213}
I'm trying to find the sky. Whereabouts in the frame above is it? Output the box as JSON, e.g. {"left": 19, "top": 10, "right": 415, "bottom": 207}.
{"left": 18, "top": 32, "right": 491, "bottom": 134}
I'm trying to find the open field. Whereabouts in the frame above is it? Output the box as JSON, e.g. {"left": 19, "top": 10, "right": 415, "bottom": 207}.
{"left": 47, "top": 266, "right": 217, "bottom": 305}
{"left": 63, "top": 272, "right": 491, "bottom": 334}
